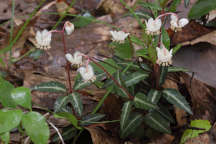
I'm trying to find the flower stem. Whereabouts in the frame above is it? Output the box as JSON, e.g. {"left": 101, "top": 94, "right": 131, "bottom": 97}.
{"left": 89, "top": 57, "right": 134, "bottom": 100}
{"left": 61, "top": 32, "right": 73, "bottom": 94}
{"left": 156, "top": 12, "right": 177, "bottom": 20}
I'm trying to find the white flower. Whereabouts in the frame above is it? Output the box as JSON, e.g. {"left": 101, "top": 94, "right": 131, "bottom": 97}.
{"left": 65, "top": 21, "right": 74, "bottom": 35}
{"left": 170, "top": 14, "right": 189, "bottom": 32}
{"left": 156, "top": 44, "right": 173, "bottom": 66}
{"left": 78, "top": 64, "right": 96, "bottom": 82}
{"left": 65, "top": 51, "right": 83, "bottom": 66}
{"left": 145, "top": 18, "right": 162, "bottom": 35}
{"left": 35, "top": 29, "right": 52, "bottom": 50}
{"left": 110, "top": 31, "right": 129, "bottom": 43}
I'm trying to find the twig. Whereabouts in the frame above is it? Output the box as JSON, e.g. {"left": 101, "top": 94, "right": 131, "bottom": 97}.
{"left": 47, "top": 121, "right": 65, "bottom": 144}
{"left": 24, "top": 136, "right": 30, "bottom": 144}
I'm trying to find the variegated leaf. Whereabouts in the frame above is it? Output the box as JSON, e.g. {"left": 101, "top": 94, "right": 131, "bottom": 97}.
{"left": 163, "top": 88, "right": 193, "bottom": 114}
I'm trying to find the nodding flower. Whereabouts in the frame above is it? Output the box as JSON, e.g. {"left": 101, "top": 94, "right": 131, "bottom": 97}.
{"left": 110, "top": 30, "right": 129, "bottom": 43}
{"left": 170, "top": 14, "right": 189, "bottom": 32}
{"left": 65, "top": 51, "right": 83, "bottom": 66}
{"left": 77, "top": 64, "right": 96, "bottom": 82}
{"left": 145, "top": 18, "right": 162, "bottom": 35}
{"left": 156, "top": 43, "right": 173, "bottom": 66}
{"left": 35, "top": 29, "right": 52, "bottom": 50}
{"left": 64, "top": 21, "right": 75, "bottom": 35}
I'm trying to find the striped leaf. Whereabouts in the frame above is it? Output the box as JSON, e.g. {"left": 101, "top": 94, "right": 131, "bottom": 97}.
{"left": 156, "top": 105, "right": 175, "bottom": 123}
{"left": 168, "top": 66, "right": 188, "bottom": 72}
{"left": 120, "top": 101, "right": 133, "bottom": 131}
{"left": 144, "top": 112, "right": 171, "bottom": 133}
{"left": 147, "top": 89, "right": 161, "bottom": 104}
{"left": 125, "top": 72, "right": 148, "bottom": 87}
{"left": 163, "top": 88, "right": 193, "bottom": 114}
{"left": 134, "top": 93, "right": 158, "bottom": 110}
{"left": 54, "top": 96, "right": 72, "bottom": 113}
{"left": 32, "top": 81, "right": 66, "bottom": 93}
{"left": 114, "top": 71, "right": 129, "bottom": 98}
{"left": 69, "top": 93, "right": 83, "bottom": 117}
{"left": 159, "top": 66, "right": 168, "bottom": 86}
{"left": 120, "top": 113, "right": 144, "bottom": 139}
{"left": 80, "top": 113, "right": 105, "bottom": 126}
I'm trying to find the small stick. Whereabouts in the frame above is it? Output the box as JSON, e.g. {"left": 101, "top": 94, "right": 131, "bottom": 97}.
{"left": 47, "top": 121, "right": 65, "bottom": 144}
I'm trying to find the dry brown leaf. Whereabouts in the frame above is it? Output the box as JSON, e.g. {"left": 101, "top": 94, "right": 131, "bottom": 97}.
{"left": 149, "top": 134, "right": 175, "bottom": 144}
{"left": 171, "top": 21, "right": 211, "bottom": 45}
{"left": 181, "top": 73, "right": 216, "bottom": 123}
{"left": 163, "top": 79, "right": 187, "bottom": 127}
{"left": 85, "top": 127, "right": 120, "bottom": 144}
{"left": 56, "top": 0, "right": 77, "bottom": 15}
{"left": 180, "top": 30, "right": 216, "bottom": 46}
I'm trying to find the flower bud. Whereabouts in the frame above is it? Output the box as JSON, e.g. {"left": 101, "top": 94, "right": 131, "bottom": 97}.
{"left": 65, "top": 21, "right": 74, "bottom": 35}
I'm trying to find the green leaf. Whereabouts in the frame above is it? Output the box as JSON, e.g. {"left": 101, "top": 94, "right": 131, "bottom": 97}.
{"left": 147, "top": 89, "right": 161, "bottom": 104}
{"left": 113, "top": 40, "right": 133, "bottom": 59}
{"left": 22, "top": 112, "right": 49, "bottom": 144}
{"left": 54, "top": 96, "right": 72, "bottom": 113}
{"left": 184, "top": 0, "right": 190, "bottom": 7}
{"left": 0, "top": 109, "right": 23, "bottom": 133}
{"left": 144, "top": 111, "right": 171, "bottom": 133}
{"left": 180, "top": 120, "right": 211, "bottom": 144}
{"left": 168, "top": 66, "right": 188, "bottom": 72}
{"left": 32, "top": 81, "right": 66, "bottom": 93}
{"left": 125, "top": 71, "right": 149, "bottom": 87}
{"left": 172, "top": 44, "right": 181, "bottom": 54}
{"left": 134, "top": 93, "right": 158, "bottom": 110}
{"left": 169, "top": 0, "right": 181, "bottom": 12}
{"left": 136, "top": 49, "right": 148, "bottom": 57}
{"left": 163, "top": 88, "right": 193, "bottom": 114}
{"left": 120, "top": 101, "right": 133, "bottom": 131}
{"left": 148, "top": 42, "right": 157, "bottom": 63}
{"left": 188, "top": 0, "right": 216, "bottom": 19}
{"left": 92, "top": 59, "right": 118, "bottom": 75}
{"left": 120, "top": 113, "right": 144, "bottom": 139}
{"left": 162, "top": 28, "right": 170, "bottom": 49}
{"left": 139, "top": 63, "right": 152, "bottom": 72}
{"left": 73, "top": 13, "right": 94, "bottom": 28}
{"left": 138, "top": 1, "right": 162, "bottom": 10}
{"left": 55, "top": 112, "right": 81, "bottom": 129}
{"left": 130, "top": 35, "right": 145, "bottom": 46}
{"left": 0, "top": 78, "right": 16, "bottom": 108}
{"left": 0, "top": 132, "right": 10, "bottom": 144}
{"left": 156, "top": 105, "right": 175, "bottom": 123}
{"left": 69, "top": 93, "right": 83, "bottom": 117}
{"left": 159, "top": 66, "right": 168, "bottom": 86}
{"left": 114, "top": 71, "right": 129, "bottom": 98}
{"left": 11, "top": 87, "right": 31, "bottom": 110}
{"left": 80, "top": 113, "right": 105, "bottom": 126}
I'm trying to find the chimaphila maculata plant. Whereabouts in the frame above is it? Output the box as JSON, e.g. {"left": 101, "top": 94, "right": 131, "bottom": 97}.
{"left": 0, "top": 1, "right": 193, "bottom": 144}
{"left": 31, "top": 2, "right": 192, "bottom": 142}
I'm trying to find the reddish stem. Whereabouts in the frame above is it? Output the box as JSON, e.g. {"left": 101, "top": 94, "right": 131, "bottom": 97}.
{"left": 153, "top": 10, "right": 166, "bottom": 90}
{"left": 89, "top": 57, "right": 134, "bottom": 100}
{"left": 61, "top": 32, "right": 73, "bottom": 94}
